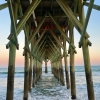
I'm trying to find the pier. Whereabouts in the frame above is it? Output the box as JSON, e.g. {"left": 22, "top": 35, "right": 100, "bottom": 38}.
{"left": 0, "top": 0, "right": 100, "bottom": 100}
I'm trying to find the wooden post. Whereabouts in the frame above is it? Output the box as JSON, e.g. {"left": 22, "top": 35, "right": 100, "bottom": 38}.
{"left": 57, "top": 60, "right": 60, "bottom": 81}
{"left": 60, "top": 55, "right": 65, "bottom": 86}
{"left": 35, "top": 59, "right": 37, "bottom": 84}
{"left": 23, "top": 24, "right": 29, "bottom": 100}
{"left": 69, "top": 23, "right": 76, "bottom": 99}
{"left": 0, "top": 3, "right": 8, "bottom": 10}
{"left": 32, "top": 58, "right": 36, "bottom": 87}
{"left": 63, "top": 38, "right": 70, "bottom": 89}
{"left": 78, "top": 0, "right": 95, "bottom": 100}
{"left": 23, "top": 49, "right": 29, "bottom": 100}
{"left": 45, "top": 60, "right": 48, "bottom": 73}
{"left": 58, "top": 36, "right": 65, "bottom": 86}
{"left": 29, "top": 56, "right": 32, "bottom": 90}
{"left": 6, "top": 1, "right": 18, "bottom": 100}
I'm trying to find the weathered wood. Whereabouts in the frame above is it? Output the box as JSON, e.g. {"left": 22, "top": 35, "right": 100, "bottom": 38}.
{"left": 23, "top": 48, "right": 29, "bottom": 100}
{"left": 80, "top": 0, "right": 94, "bottom": 44}
{"left": 29, "top": 56, "right": 33, "bottom": 90}
{"left": 84, "top": 1, "right": 100, "bottom": 11}
{"left": 23, "top": 28, "right": 30, "bottom": 99}
{"left": 49, "top": 13, "right": 75, "bottom": 49}
{"left": 32, "top": 58, "right": 36, "bottom": 87}
{"left": 78, "top": 0, "right": 95, "bottom": 100}
{"left": 6, "top": 43, "right": 16, "bottom": 100}
{"left": 6, "top": 2, "right": 18, "bottom": 100}
{"left": 63, "top": 38, "right": 70, "bottom": 89}
{"left": 17, "top": 0, "right": 41, "bottom": 34}
{"left": 7, "top": 0, "right": 19, "bottom": 49}
{"left": 45, "top": 60, "right": 48, "bottom": 73}
{"left": 49, "top": 29, "right": 64, "bottom": 49}
{"left": 31, "top": 28, "right": 46, "bottom": 55}
{"left": 56, "top": 0, "right": 90, "bottom": 39}
{"left": 69, "top": 23, "right": 76, "bottom": 99}
{"left": 0, "top": 3, "right": 8, "bottom": 10}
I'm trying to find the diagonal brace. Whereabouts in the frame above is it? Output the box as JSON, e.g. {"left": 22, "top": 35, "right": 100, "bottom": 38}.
{"left": 49, "top": 29, "right": 64, "bottom": 50}
{"left": 49, "top": 13, "right": 75, "bottom": 49}
{"left": 0, "top": 3, "right": 8, "bottom": 10}
{"left": 7, "top": 0, "right": 19, "bottom": 49}
{"left": 56, "top": 0, "right": 90, "bottom": 38}
{"left": 80, "top": 0, "right": 94, "bottom": 45}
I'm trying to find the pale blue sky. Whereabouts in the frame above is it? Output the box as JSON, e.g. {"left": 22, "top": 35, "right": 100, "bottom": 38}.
{"left": 0, "top": 0, "right": 100, "bottom": 67}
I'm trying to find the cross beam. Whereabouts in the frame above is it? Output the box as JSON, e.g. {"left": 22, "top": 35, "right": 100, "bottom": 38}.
{"left": 7, "top": 0, "right": 19, "bottom": 49}
{"left": 56, "top": 0, "right": 90, "bottom": 38}
{"left": 0, "top": 3, "right": 8, "bottom": 10}
{"left": 80, "top": 0, "right": 94, "bottom": 44}
{"left": 84, "top": 1, "right": 100, "bottom": 11}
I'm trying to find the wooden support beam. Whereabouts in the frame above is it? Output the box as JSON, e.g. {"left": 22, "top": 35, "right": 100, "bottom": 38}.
{"left": 56, "top": 0, "right": 90, "bottom": 38}
{"left": 23, "top": 46, "right": 29, "bottom": 100}
{"left": 84, "top": 1, "right": 100, "bottom": 11}
{"left": 63, "top": 38, "right": 70, "bottom": 89}
{"left": 6, "top": 2, "right": 18, "bottom": 100}
{"left": 32, "top": 36, "right": 47, "bottom": 58}
{"left": 48, "top": 36, "right": 60, "bottom": 53}
{"left": 58, "top": 37, "right": 65, "bottom": 86}
{"left": 7, "top": 0, "right": 19, "bottom": 49}
{"left": 45, "top": 60, "right": 48, "bottom": 73}
{"left": 23, "top": 24, "right": 30, "bottom": 54}
{"left": 49, "top": 13, "right": 75, "bottom": 49}
{"left": 31, "top": 28, "right": 47, "bottom": 55}
{"left": 79, "top": 0, "right": 95, "bottom": 100}
{"left": 49, "top": 29, "right": 64, "bottom": 50}
{"left": 16, "top": 0, "right": 41, "bottom": 34}
{"left": 32, "top": 58, "right": 36, "bottom": 87}
{"left": 28, "top": 16, "right": 46, "bottom": 43}
{"left": 7, "top": 0, "right": 41, "bottom": 42}
{"left": 0, "top": 3, "right": 8, "bottom": 10}
{"left": 69, "top": 23, "right": 76, "bottom": 99}
{"left": 29, "top": 55, "right": 33, "bottom": 90}
{"left": 17, "top": 0, "right": 30, "bottom": 53}
{"left": 80, "top": 0, "right": 94, "bottom": 45}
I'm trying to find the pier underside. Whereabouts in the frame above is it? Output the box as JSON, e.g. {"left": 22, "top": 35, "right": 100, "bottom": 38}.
{"left": 0, "top": 0, "right": 99, "bottom": 100}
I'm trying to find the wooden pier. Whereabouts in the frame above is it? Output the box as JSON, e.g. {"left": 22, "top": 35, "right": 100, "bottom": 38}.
{"left": 0, "top": 0, "right": 99, "bottom": 100}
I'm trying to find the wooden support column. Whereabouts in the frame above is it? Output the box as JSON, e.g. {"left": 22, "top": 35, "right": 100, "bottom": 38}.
{"left": 23, "top": 48, "right": 29, "bottom": 100}
{"left": 63, "top": 38, "right": 70, "bottom": 89}
{"left": 0, "top": 3, "right": 8, "bottom": 10}
{"left": 23, "top": 25, "right": 29, "bottom": 100}
{"left": 58, "top": 36, "right": 65, "bottom": 86}
{"left": 6, "top": 1, "right": 18, "bottom": 100}
{"left": 32, "top": 58, "right": 36, "bottom": 87}
{"left": 60, "top": 55, "right": 65, "bottom": 86}
{"left": 35, "top": 59, "right": 37, "bottom": 84}
{"left": 56, "top": 60, "right": 60, "bottom": 81}
{"left": 78, "top": 0, "right": 95, "bottom": 100}
{"left": 69, "top": 23, "right": 76, "bottom": 99}
{"left": 29, "top": 55, "right": 32, "bottom": 90}
{"left": 45, "top": 60, "right": 48, "bottom": 73}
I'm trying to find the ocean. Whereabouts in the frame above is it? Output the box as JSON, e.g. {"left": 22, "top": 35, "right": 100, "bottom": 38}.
{"left": 0, "top": 66, "right": 100, "bottom": 100}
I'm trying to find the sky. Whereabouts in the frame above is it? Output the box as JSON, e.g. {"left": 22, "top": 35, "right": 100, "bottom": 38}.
{"left": 0, "top": 0, "right": 100, "bottom": 67}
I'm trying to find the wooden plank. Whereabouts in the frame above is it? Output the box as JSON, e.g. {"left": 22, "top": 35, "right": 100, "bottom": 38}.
{"left": 56, "top": 0, "right": 90, "bottom": 38}
{"left": 31, "top": 28, "right": 47, "bottom": 55}
{"left": 49, "top": 13, "right": 76, "bottom": 49}
{"left": 80, "top": 0, "right": 94, "bottom": 44}
{"left": 84, "top": 2, "right": 100, "bottom": 11}
{"left": 28, "top": 16, "right": 45, "bottom": 43}
{"left": 0, "top": 3, "right": 8, "bottom": 10}
{"left": 7, "top": 0, "right": 19, "bottom": 49}
{"left": 49, "top": 29, "right": 64, "bottom": 50}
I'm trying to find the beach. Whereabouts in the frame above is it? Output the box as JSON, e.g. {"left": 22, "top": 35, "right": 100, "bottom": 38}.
{"left": 0, "top": 66, "right": 100, "bottom": 100}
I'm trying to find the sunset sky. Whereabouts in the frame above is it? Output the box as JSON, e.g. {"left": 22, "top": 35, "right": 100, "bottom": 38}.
{"left": 0, "top": 0, "right": 100, "bottom": 67}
